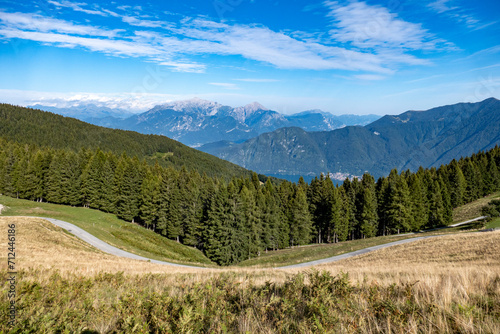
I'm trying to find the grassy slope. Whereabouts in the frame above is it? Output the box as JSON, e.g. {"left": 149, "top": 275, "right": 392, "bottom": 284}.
{"left": 1, "top": 192, "right": 497, "bottom": 269}
{"left": 0, "top": 229, "right": 498, "bottom": 333}
{"left": 0, "top": 195, "right": 214, "bottom": 267}
{"left": 453, "top": 191, "right": 500, "bottom": 222}
{"left": 487, "top": 217, "right": 500, "bottom": 229}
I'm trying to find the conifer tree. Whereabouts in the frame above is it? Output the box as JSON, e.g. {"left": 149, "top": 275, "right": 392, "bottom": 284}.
{"left": 289, "top": 187, "right": 313, "bottom": 246}
{"left": 334, "top": 187, "right": 350, "bottom": 242}
{"left": 376, "top": 176, "right": 390, "bottom": 236}
{"left": 139, "top": 166, "right": 162, "bottom": 231}
{"left": 386, "top": 170, "right": 412, "bottom": 234}
{"left": 46, "top": 150, "right": 80, "bottom": 205}
{"left": 441, "top": 159, "right": 466, "bottom": 208}
{"left": 407, "top": 173, "right": 427, "bottom": 231}
{"left": 357, "top": 173, "right": 378, "bottom": 238}
{"left": 114, "top": 154, "right": 142, "bottom": 223}
{"left": 427, "top": 178, "right": 446, "bottom": 228}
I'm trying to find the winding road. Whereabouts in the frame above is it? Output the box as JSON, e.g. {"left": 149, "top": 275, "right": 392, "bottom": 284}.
{"left": 278, "top": 236, "right": 438, "bottom": 269}
{"left": 0, "top": 214, "right": 486, "bottom": 269}
{"left": 5, "top": 215, "right": 200, "bottom": 269}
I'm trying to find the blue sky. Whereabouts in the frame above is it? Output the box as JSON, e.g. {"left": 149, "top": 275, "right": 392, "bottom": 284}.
{"left": 0, "top": 0, "right": 499, "bottom": 115}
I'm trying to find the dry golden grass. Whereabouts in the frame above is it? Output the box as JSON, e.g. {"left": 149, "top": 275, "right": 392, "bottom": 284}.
{"left": 0, "top": 217, "right": 205, "bottom": 276}
{"left": 1, "top": 217, "right": 499, "bottom": 333}
{"left": 2, "top": 216, "right": 499, "bottom": 287}
{"left": 0, "top": 217, "right": 288, "bottom": 284}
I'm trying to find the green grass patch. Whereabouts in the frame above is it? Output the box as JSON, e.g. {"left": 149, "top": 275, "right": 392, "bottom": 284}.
{"left": 453, "top": 192, "right": 500, "bottom": 223}
{"left": 237, "top": 235, "right": 427, "bottom": 268}
{"left": 486, "top": 217, "right": 500, "bottom": 229}
{"left": 0, "top": 195, "right": 214, "bottom": 267}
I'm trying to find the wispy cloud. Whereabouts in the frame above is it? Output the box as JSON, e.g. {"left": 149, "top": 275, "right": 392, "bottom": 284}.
{"left": 159, "top": 61, "right": 206, "bottom": 73}
{"left": 0, "top": 11, "right": 120, "bottom": 37}
{"left": 354, "top": 74, "right": 386, "bottom": 81}
{"left": 427, "top": 0, "right": 484, "bottom": 29}
{"left": 428, "top": 0, "right": 458, "bottom": 14}
{"left": 0, "top": 1, "right": 453, "bottom": 75}
{"left": 235, "top": 78, "right": 279, "bottom": 82}
{"left": 47, "top": 0, "right": 108, "bottom": 16}
{"left": 209, "top": 82, "right": 239, "bottom": 90}
{"left": 324, "top": 1, "right": 453, "bottom": 51}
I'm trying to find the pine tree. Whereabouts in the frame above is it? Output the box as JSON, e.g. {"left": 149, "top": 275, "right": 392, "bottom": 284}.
{"left": 289, "top": 187, "right": 313, "bottom": 246}
{"left": 427, "top": 178, "right": 446, "bottom": 228}
{"left": 407, "top": 173, "right": 427, "bottom": 231}
{"left": 239, "top": 185, "right": 261, "bottom": 259}
{"left": 139, "top": 166, "right": 162, "bottom": 231}
{"left": 357, "top": 174, "right": 378, "bottom": 238}
{"left": 113, "top": 154, "right": 142, "bottom": 223}
{"left": 445, "top": 160, "right": 467, "bottom": 208}
{"left": 46, "top": 150, "right": 80, "bottom": 205}
{"left": 334, "top": 187, "right": 350, "bottom": 242}
{"left": 386, "top": 170, "right": 412, "bottom": 234}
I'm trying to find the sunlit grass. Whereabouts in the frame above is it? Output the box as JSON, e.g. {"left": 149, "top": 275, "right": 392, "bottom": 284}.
{"left": 1, "top": 218, "right": 498, "bottom": 333}
{"left": 0, "top": 195, "right": 214, "bottom": 267}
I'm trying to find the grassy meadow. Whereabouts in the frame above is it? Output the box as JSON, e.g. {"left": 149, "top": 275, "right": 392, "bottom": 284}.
{"left": 0, "top": 195, "right": 214, "bottom": 267}
{"left": 1, "top": 216, "right": 499, "bottom": 333}
{"left": 2, "top": 193, "right": 495, "bottom": 271}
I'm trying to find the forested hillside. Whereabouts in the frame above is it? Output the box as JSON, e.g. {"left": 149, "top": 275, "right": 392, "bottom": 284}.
{"left": 0, "top": 104, "right": 253, "bottom": 179}
{"left": 1, "top": 134, "right": 499, "bottom": 265}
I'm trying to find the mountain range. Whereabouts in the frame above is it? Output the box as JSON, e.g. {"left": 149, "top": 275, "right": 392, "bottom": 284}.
{"left": 201, "top": 98, "right": 500, "bottom": 181}
{"left": 34, "top": 98, "right": 380, "bottom": 147}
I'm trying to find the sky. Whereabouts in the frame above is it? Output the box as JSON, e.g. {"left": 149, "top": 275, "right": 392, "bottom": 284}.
{"left": 0, "top": 0, "right": 499, "bottom": 115}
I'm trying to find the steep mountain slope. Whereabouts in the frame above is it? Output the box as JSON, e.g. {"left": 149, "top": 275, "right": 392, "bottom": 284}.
{"left": 0, "top": 103, "right": 254, "bottom": 179}
{"left": 39, "top": 98, "right": 380, "bottom": 147}
{"left": 202, "top": 98, "right": 500, "bottom": 180}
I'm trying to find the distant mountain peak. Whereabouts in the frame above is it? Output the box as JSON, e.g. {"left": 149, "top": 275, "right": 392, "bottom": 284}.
{"left": 153, "top": 97, "right": 224, "bottom": 116}
{"left": 293, "top": 109, "right": 332, "bottom": 117}
{"left": 231, "top": 101, "right": 269, "bottom": 122}
{"left": 244, "top": 102, "right": 268, "bottom": 112}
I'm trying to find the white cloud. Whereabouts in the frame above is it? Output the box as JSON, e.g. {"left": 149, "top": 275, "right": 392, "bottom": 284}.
{"left": 209, "top": 82, "right": 239, "bottom": 90}
{"left": 121, "top": 16, "right": 165, "bottom": 28}
{"left": 428, "top": 0, "right": 458, "bottom": 14}
{"left": 169, "top": 18, "right": 394, "bottom": 73}
{"left": 0, "top": 11, "right": 120, "bottom": 38}
{"left": 235, "top": 78, "right": 279, "bottom": 82}
{"left": 47, "top": 0, "right": 108, "bottom": 16}
{"left": 0, "top": 2, "right": 450, "bottom": 75}
{"left": 324, "top": 1, "right": 452, "bottom": 51}
{"left": 159, "top": 61, "right": 206, "bottom": 73}
{"left": 427, "top": 0, "right": 484, "bottom": 29}
{"left": 0, "top": 28, "right": 161, "bottom": 58}
{"left": 0, "top": 89, "right": 186, "bottom": 112}
{"left": 354, "top": 74, "right": 386, "bottom": 81}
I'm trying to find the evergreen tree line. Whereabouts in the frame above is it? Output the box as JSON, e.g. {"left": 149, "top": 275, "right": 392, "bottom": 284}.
{"left": 1, "top": 137, "right": 499, "bottom": 266}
